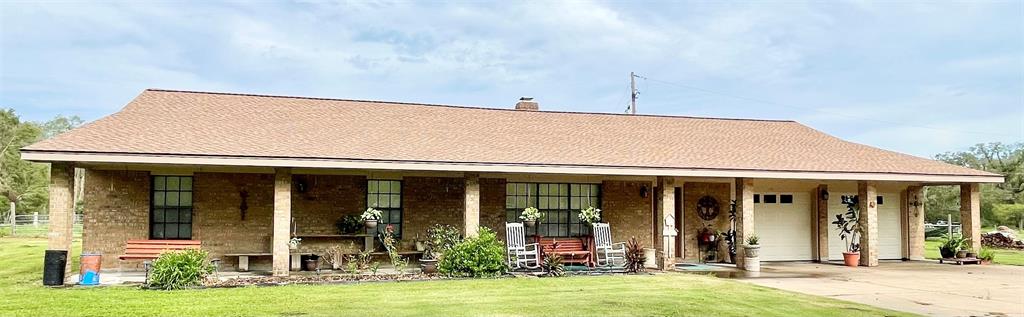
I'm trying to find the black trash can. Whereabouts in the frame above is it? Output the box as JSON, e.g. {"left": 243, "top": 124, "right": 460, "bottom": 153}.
{"left": 43, "top": 250, "right": 68, "bottom": 286}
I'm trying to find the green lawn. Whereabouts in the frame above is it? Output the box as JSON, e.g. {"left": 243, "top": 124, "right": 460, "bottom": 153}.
{"left": 0, "top": 238, "right": 913, "bottom": 317}
{"left": 924, "top": 239, "right": 1024, "bottom": 266}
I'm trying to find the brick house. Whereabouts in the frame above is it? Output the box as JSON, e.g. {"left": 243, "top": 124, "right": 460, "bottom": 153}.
{"left": 23, "top": 89, "right": 1003, "bottom": 276}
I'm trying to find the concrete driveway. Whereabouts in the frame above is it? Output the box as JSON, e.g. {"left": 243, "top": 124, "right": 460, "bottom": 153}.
{"left": 735, "top": 261, "right": 1023, "bottom": 317}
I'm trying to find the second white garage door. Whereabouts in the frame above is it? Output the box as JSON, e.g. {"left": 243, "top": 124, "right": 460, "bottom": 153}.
{"left": 828, "top": 193, "right": 903, "bottom": 260}
{"left": 754, "top": 192, "right": 813, "bottom": 261}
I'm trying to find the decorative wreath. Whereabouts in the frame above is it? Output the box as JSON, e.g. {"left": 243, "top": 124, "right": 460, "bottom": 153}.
{"left": 696, "top": 196, "right": 720, "bottom": 221}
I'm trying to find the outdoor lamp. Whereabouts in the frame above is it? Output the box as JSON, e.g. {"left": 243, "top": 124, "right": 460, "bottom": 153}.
{"left": 820, "top": 189, "right": 830, "bottom": 201}
{"left": 640, "top": 185, "right": 649, "bottom": 198}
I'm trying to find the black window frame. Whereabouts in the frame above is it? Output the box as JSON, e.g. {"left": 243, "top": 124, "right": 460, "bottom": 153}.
{"left": 150, "top": 175, "right": 194, "bottom": 240}
{"left": 367, "top": 179, "right": 403, "bottom": 238}
{"left": 763, "top": 194, "right": 778, "bottom": 204}
{"left": 505, "top": 182, "right": 600, "bottom": 237}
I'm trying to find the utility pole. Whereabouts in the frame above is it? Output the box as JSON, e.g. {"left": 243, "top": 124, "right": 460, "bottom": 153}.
{"left": 630, "top": 72, "right": 638, "bottom": 114}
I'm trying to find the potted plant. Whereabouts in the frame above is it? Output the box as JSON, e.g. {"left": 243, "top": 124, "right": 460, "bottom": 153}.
{"left": 288, "top": 237, "right": 302, "bottom": 250}
{"left": 743, "top": 234, "right": 760, "bottom": 272}
{"left": 419, "top": 224, "right": 460, "bottom": 274}
{"left": 978, "top": 248, "right": 995, "bottom": 265}
{"left": 335, "top": 215, "right": 363, "bottom": 234}
{"left": 414, "top": 234, "right": 427, "bottom": 252}
{"left": 939, "top": 233, "right": 967, "bottom": 259}
{"left": 578, "top": 206, "right": 601, "bottom": 225}
{"left": 743, "top": 234, "right": 760, "bottom": 258}
{"left": 361, "top": 207, "right": 382, "bottom": 230}
{"left": 520, "top": 207, "right": 543, "bottom": 228}
{"left": 832, "top": 195, "right": 862, "bottom": 267}
{"left": 304, "top": 254, "right": 320, "bottom": 271}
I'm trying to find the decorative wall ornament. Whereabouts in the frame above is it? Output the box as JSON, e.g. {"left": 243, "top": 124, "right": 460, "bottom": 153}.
{"left": 239, "top": 190, "right": 249, "bottom": 220}
{"left": 696, "top": 195, "right": 720, "bottom": 221}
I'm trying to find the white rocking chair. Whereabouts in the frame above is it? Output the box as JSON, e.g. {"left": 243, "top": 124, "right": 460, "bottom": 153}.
{"left": 505, "top": 222, "right": 540, "bottom": 270}
{"left": 593, "top": 223, "right": 627, "bottom": 267}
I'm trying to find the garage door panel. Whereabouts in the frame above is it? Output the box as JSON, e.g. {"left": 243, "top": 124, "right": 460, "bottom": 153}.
{"left": 827, "top": 193, "right": 902, "bottom": 260}
{"left": 754, "top": 193, "right": 812, "bottom": 261}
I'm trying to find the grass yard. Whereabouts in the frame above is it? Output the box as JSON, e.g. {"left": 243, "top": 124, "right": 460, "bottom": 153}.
{"left": 924, "top": 239, "right": 1024, "bottom": 266}
{"left": 0, "top": 238, "right": 913, "bottom": 317}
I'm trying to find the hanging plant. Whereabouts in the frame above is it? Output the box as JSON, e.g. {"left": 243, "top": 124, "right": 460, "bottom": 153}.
{"left": 578, "top": 206, "right": 602, "bottom": 224}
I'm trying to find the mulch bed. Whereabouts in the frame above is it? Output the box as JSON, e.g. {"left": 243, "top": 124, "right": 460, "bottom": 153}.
{"left": 204, "top": 273, "right": 445, "bottom": 288}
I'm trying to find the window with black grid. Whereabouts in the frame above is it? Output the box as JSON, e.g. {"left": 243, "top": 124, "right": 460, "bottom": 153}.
{"left": 505, "top": 183, "right": 600, "bottom": 237}
{"left": 150, "top": 176, "right": 193, "bottom": 239}
{"left": 367, "top": 180, "right": 402, "bottom": 238}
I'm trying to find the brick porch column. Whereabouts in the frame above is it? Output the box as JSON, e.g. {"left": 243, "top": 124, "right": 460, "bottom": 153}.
{"left": 960, "top": 183, "right": 982, "bottom": 252}
{"left": 272, "top": 168, "right": 292, "bottom": 276}
{"left": 47, "top": 162, "right": 75, "bottom": 281}
{"left": 464, "top": 172, "right": 480, "bottom": 237}
{"left": 656, "top": 177, "right": 676, "bottom": 269}
{"left": 904, "top": 186, "right": 926, "bottom": 260}
{"left": 735, "top": 178, "right": 754, "bottom": 269}
{"left": 858, "top": 181, "right": 879, "bottom": 266}
{"left": 814, "top": 184, "right": 829, "bottom": 262}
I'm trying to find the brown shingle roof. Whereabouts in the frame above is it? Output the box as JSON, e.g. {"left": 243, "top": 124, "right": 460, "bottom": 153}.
{"left": 24, "top": 89, "right": 999, "bottom": 178}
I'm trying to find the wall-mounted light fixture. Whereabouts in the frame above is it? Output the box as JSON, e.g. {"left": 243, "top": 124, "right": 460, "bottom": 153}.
{"left": 296, "top": 178, "right": 308, "bottom": 193}
{"left": 908, "top": 194, "right": 922, "bottom": 208}
{"left": 640, "top": 185, "right": 649, "bottom": 198}
{"left": 820, "top": 189, "right": 830, "bottom": 201}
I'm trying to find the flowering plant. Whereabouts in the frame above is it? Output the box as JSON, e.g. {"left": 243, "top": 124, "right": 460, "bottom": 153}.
{"left": 361, "top": 207, "right": 382, "bottom": 221}
{"left": 578, "top": 206, "right": 601, "bottom": 224}
{"left": 519, "top": 207, "right": 543, "bottom": 221}
{"left": 288, "top": 237, "right": 302, "bottom": 248}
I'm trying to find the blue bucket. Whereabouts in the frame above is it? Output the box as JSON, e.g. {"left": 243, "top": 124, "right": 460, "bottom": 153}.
{"left": 79, "top": 253, "right": 102, "bottom": 286}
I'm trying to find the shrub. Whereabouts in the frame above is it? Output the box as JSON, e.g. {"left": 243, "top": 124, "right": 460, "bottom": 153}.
{"left": 425, "top": 224, "right": 461, "bottom": 259}
{"left": 147, "top": 249, "right": 214, "bottom": 290}
{"left": 624, "top": 237, "right": 646, "bottom": 273}
{"left": 978, "top": 248, "right": 996, "bottom": 262}
{"left": 542, "top": 253, "right": 564, "bottom": 277}
{"left": 438, "top": 227, "right": 507, "bottom": 277}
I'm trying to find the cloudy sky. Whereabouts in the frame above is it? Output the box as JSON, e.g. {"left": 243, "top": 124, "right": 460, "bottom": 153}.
{"left": 1, "top": 1, "right": 1021, "bottom": 158}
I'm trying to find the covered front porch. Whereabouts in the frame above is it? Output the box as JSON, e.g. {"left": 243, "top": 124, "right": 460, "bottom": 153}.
{"left": 43, "top": 161, "right": 987, "bottom": 279}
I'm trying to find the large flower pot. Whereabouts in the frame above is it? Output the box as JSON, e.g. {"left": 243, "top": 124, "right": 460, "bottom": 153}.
{"left": 743, "top": 245, "right": 761, "bottom": 272}
{"left": 743, "top": 245, "right": 760, "bottom": 258}
{"left": 956, "top": 250, "right": 967, "bottom": 259}
{"left": 304, "top": 259, "right": 319, "bottom": 271}
{"left": 842, "top": 252, "right": 860, "bottom": 267}
{"left": 524, "top": 220, "right": 536, "bottom": 228}
{"left": 939, "top": 247, "right": 955, "bottom": 259}
{"left": 364, "top": 219, "right": 378, "bottom": 230}
{"left": 420, "top": 259, "right": 438, "bottom": 274}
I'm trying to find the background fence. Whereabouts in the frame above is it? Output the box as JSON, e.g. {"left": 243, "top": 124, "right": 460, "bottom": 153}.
{"left": 0, "top": 213, "right": 83, "bottom": 238}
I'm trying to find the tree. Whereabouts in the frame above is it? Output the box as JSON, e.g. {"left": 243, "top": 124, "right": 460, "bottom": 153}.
{"left": 0, "top": 109, "right": 47, "bottom": 223}
{"left": 0, "top": 110, "right": 84, "bottom": 221}
{"left": 928, "top": 142, "right": 1024, "bottom": 228}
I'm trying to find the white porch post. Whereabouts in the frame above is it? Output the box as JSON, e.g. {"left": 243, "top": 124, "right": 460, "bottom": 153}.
{"left": 464, "top": 172, "right": 480, "bottom": 237}
{"left": 47, "top": 162, "right": 76, "bottom": 281}
{"left": 735, "top": 178, "right": 754, "bottom": 270}
{"left": 858, "top": 181, "right": 879, "bottom": 267}
{"left": 272, "top": 168, "right": 292, "bottom": 276}
{"left": 960, "top": 183, "right": 982, "bottom": 252}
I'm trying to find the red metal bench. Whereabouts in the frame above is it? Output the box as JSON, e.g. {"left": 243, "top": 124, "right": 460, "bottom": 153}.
{"left": 119, "top": 240, "right": 202, "bottom": 260}
{"left": 536, "top": 236, "right": 592, "bottom": 267}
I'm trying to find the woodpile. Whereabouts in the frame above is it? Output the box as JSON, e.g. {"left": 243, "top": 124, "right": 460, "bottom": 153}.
{"left": 981, "top": 232, "right": 1024, "bottom": 250}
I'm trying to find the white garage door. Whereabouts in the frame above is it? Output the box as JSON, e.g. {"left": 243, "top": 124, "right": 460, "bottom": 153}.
{"left": 754, "top": 193, "right": 813, "bottom": 261}
{"left": 828, "top": 193, "right": 902, "bottom": 260}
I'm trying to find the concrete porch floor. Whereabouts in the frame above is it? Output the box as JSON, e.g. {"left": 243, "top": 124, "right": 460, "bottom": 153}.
{"left": 732, "top": 261, "right": 1024, "bottom": 317}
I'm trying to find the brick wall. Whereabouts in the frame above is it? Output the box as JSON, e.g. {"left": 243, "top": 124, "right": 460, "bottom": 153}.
{"left": 682, "top": 182, "right": 731, "bottom": 261}
{"left": 601, "top": 180, "right": 653, "bottom": 247}
{"left": 480, "top": 178, "right": 507, "bottom": 238}
{"left": 83, "top": 170, "right": 657, "bottom": 271}
{"left": 82, "top": 170, "right": 151, "bottom": 269}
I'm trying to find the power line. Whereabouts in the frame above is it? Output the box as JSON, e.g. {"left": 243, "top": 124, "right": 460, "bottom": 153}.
{"left": 639, "top": 76, "right": 1016, "bottom": 137}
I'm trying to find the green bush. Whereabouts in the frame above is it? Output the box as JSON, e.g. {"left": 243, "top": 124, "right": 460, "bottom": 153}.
{"left": 147, "top": 249, "right": 215, "bottom": 290}
{"left": 438, "top": 227, "right": 507, "bottom": 277}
